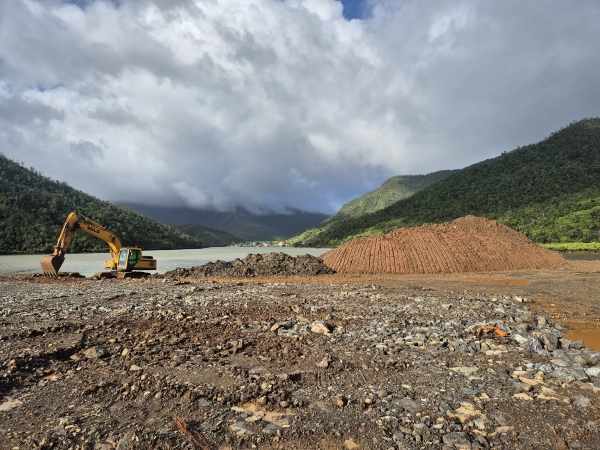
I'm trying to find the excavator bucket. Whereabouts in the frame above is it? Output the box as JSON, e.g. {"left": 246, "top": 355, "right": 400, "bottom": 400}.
{"left": 40, "top": 255, "right": 65, "bottom": 276}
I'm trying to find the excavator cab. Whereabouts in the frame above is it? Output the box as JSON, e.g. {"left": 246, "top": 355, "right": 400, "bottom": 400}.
{"left": 116, "top": 247, "right": 156, "bottom": 271}
{"left": 117, "top": 248, "right": 140, "bottom": 270}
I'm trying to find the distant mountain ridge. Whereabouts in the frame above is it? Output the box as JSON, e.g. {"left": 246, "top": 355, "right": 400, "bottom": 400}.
{"left": 325, "top": 170, "right": 459, "bottom": 223}
{"left": 174, "top": 224, "right": 240, "bottom": 247}
{"left": 288, "top": 170, "right": 458, "bottom": 246}
{"left": 293, "top": 118, "right": 600, "bottom": 247}
{"left": 0, "top": 154, "right": 204, "bottom": 254}
{"left": 121, "top": 203, "right": 330, "bottom": 242}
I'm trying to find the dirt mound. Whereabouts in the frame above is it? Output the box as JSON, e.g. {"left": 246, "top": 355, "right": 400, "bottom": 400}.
{"left": 0, "top": 272, "right": 86, "bottom": 282}
{"left": 321, "top": 215, "right": 565, "bottom": 274}
{"left": 162, "top": 252, "right": 335, "bottom": 278}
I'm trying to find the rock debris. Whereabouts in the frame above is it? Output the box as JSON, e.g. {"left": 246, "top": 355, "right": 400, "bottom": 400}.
{"left": 0, "top": 277, "right": 599, "bottom": 449}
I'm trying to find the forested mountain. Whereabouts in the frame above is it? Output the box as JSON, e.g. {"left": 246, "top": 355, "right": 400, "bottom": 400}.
{"left": 0, "top": 154, "right": 204, "bottom": 254}
{"left": 326, "top": 170, "right": 459, "bottom": 223}
{"left": 122, "top": 203, "right": 329, "bottom": 241}
{"left": 293, "top": 118, "right": 600, "bottom": 247}
{"left": 288, "top": 170, "right": 458, "bottom": 246}
{"left": 175, "top": 224, "right": 241, "bottom": 247}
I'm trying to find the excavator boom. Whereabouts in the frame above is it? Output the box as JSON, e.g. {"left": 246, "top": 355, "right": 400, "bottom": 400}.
{"left": 40, "top": 211, "right": 154, "bottom": 276}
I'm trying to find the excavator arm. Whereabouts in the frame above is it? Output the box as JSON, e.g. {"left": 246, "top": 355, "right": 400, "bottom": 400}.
{"left": 41, "top": 211, "right": 123, "bottom": 275}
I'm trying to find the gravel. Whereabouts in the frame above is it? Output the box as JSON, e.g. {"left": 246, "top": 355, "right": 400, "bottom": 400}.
{"left": 0, "top": 277, "right": 599, "bottom": 449}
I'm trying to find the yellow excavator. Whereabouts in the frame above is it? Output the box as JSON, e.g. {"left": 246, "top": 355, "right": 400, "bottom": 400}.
{"left": 40, "top": 211, "right": 157, "bottom": 277}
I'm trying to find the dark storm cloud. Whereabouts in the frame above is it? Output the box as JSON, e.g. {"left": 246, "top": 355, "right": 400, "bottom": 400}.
{"left": 0, "top": 0, "right": 598, "bottom": 213}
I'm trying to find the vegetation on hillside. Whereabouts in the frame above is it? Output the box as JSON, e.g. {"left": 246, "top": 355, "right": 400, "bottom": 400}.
{"left": 292, "top": 118, "right": 600, "bottom": 247}
{"left": 175, "top": 223, "right": 241, "bottom": 247}
{"left": 288, "top": 170, "right": 457, "bottom": 246}
{"left": 540, "top": 242, "right": 600, "bottom": 252}
{"left": 0, "top": 154, "right": 204, "bottom": 254}
{"left": 326, "top": 170, "right": 459, "bottom": 223}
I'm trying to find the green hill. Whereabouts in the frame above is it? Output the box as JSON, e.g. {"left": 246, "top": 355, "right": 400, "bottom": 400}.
{"left": 293, "top": 118, "right": 600, "bottom": 247}
{"left": 0, "top": 154, "right": 204, "bottom": 254}
{"left": 288, "top": 170, "right": 458, "bottom": 246}
{"left": 326, "top": 171, "right": 459, "bottom": 223}
{"left": 175, "top": 223, "right": 241, "bottom": 247}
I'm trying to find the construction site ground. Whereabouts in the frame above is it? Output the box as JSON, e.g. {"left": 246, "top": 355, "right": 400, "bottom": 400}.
{"left": 1, "top": 259, "right": 600, "bottom": 450}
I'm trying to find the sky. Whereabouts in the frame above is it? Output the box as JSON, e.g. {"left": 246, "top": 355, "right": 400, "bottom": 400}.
{"left": 1, "top": 0, "right": 599, "bottom": 215}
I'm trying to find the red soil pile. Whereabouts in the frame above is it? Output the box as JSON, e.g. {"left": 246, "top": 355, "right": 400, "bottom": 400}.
{"left": 321, "top": 216, "right": 565, "bottom": 274}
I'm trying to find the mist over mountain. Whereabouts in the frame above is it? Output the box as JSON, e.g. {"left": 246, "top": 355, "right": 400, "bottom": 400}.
{"left": 121, "top": 203, "right": 330, "bottom": 242}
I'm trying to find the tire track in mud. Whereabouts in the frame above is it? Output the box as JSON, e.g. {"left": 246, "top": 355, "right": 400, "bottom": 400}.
{"left": 321, "top": 216, "right": 565, "bottom": 275}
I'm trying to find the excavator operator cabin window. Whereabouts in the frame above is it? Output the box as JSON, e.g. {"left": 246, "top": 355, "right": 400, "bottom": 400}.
{"left": 129, "top": 249, "right": 140, "bottom": 266}
{"left": 119, "top": 249, "right": 128, "bottom": 268}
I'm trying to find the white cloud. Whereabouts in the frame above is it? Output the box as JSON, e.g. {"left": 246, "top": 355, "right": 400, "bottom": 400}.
{"left": 1, "top": 0, "right": 599, "bottom": 214}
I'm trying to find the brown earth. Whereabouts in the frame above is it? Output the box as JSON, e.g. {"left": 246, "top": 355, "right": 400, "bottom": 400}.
{"left": 161, "top": 253, "right": 334, "bottom": 279}
{"left": 322, "top": 216, "right": 566, "bottom": 275}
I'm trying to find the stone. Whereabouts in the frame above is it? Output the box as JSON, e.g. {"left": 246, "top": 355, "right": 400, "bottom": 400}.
{"left": 396, "top": 397, "right": 420, "bottom": 413}
{"left": 115, "top": 431, "right": 136, "bottom": 450}
{"left": 512, "top": 333, "right": 529, "bottom": 347}
{"left": 377, "top": 389, "right": 388, "bottom": 399}
{"left": 585, "top": 366, "right": 600, "bottom": 378}
{"left": 551, "top": 365, "right": 589, "bottom": 382}
{"left": 84, "top": 346, "right": 109, "bottom": 359}
{"left": 129, "top": 365, "right": 142, "bottom": 371}
{"left": 230, "top": 422, "right": 253, "bottom": 436}
{"left": 541, "top": 333, "right": 559, "bottom": 351}
{"left": 316, "top": 357, "right": 329, "bottom": 368}
{"left": 262, "top": 423, "right": 280, "bottom": 435}
{"left": 450, "top": 366, "right": 479, "bottom": 376}
{"left": 332, "top": 396, "right": 346, "bottom": 408}
{"left": 536, "top": 387, "right": 571, "bottom": 403}
{"left": 513, "top": 393, "right": 533, "bottom": 401}
{"left": 442, "top": 432, "right": 471, "bottom": 449}
{"left": 447, "top": 405, "right": 487, "bottom": 423}
{"left": 571, "top": 340, "right": 584, "bottom": 350}
{"left": 519, "top": 376, "right": 544, "bottom": 386}
{"left": 197, "top": 398, "right": 211, "bottom": 407}
{"left": 311, "top": 321, "right": 331, "bottom": 335}
{"left": 572, "top": 396, "right": 591, "bottom": 407}
{"left": 536, "top": 316, "right": 549, "bottom": 327}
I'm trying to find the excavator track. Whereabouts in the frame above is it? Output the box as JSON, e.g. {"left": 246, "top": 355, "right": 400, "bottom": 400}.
{"left": 92, "top": 271, "right": 151, "bottom": 279}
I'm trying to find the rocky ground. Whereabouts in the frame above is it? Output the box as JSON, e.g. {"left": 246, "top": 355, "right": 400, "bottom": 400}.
{"left": 1, "top": 272, "right": 600, "bottom": 449}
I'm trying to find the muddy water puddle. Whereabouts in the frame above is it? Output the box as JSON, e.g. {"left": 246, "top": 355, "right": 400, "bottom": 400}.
{"left": 565, "top": 330, "right": 600, "bottom": 351}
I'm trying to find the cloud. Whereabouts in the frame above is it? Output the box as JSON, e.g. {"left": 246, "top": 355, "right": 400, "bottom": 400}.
{"left": 1, "top": 0, "right": 599, "bottom": 214}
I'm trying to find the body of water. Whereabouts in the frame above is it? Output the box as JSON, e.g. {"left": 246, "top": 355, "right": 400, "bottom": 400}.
{"left": 0, "top": 247, "right": 331, "bottom": 278}
{"left": 562, "top": 252, "right": 600, "bottom": 261}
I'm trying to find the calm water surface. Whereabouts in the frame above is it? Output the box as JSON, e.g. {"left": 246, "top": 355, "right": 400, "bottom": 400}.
{"left": 562, "top": 253, "right": 600, "bottom": 261}
{"left": 0, "top": 247, "right": 331, "bottom": 278}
